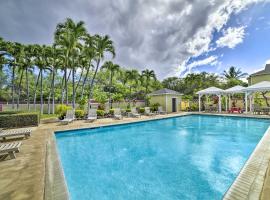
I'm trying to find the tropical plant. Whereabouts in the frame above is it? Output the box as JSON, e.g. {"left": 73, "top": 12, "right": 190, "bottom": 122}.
{"left": 222, "top": 66, "right": 248, "bottom": 80}
{"left": 101, "top": 61, "right": 120, "bottom": 108}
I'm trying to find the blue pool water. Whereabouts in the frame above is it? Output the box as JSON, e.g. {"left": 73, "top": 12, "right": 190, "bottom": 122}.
{"left": 55, "top": 115, "right": 270, "bottom": 200}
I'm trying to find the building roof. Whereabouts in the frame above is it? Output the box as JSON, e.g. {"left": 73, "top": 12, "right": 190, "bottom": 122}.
{"left": 249, "top": 64, "right": 270, "bottom": 77}
{"left": 224, "top": 85, "right": 246, "bottom": 94}
{"left": 149, "top": 88, "right": 182, "bottom": 96}
{"left": 242, "top": 81, "right": 270, "bottom": 92}
{"left": 196, "top": 87, "right": 224, "bottom": 95}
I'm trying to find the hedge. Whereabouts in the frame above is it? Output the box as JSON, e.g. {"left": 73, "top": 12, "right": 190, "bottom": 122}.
{"left": 0, "top": 113, "right": 39, "bottom": 128}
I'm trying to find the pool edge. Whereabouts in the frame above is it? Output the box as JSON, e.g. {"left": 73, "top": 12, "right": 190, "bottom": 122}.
{"left": 47, "top": 112, "right": 270, "bottom": 200}
{"left": 223, "top": 126, "right": 270, "bottom": 200}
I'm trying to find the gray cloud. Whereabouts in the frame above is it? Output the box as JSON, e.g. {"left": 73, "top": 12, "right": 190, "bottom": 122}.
{"left": 0, "top": 0, "right": 267, "bottom": 79}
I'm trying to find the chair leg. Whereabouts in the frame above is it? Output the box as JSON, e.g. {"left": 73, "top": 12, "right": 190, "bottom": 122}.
{"left": 8, "top": 151, "right": 16, "bottom": 159}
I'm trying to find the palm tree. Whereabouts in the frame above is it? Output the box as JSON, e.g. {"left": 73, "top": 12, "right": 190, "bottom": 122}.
{"left": 125, "top": 69, "right": 140, "bottom": 105}
{"left": 222, "top": 66, "right": 248, "bottom": 80}
{"left": 87, "top": 35, "right": 115, "bottom": 113}
{"left": 80, "top": 34, "right": 96, "bottom": 100}
{"left": 55, "top": 18, "right": 87, "bottom": 109}
{"left": 101, "top": 61, "right": 120, "bottom": 109}
{"left": 142, "top": 69, "right": 156, "bottom": 94}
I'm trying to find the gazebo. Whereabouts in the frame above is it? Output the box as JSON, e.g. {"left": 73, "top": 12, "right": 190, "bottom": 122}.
{"left": 223, "top": 85, "right": 246, "bottom": 112}
{"left": 197, "top": 87, "right": 224, "bottom": 112}
{"left": 242, "top": 81, "right": 270, "bottom": 113}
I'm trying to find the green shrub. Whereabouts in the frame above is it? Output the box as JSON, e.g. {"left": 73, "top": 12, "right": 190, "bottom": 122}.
{"left": 0, "top": 112, "right": 39, "bottom": 128}
{"left": 78, "top": 98, "right": 88, "bottom": 110}
{"left": 151, "top": 103, "right": 160, "bottom": 112}
{"left": 75, "top": 110, "right": 85, "bottom": 119}
{"left": 96, "top": 110, "right": 105, "bottom": 117}
{"left": 126, "top": 108, "right": 131, "bottom": 113}
{"left": 109, "top": 109, "right": 114, "bottom": 115}
{"left": 139, "top": 107, "right": 145, "bottom": 114}
{"left": 55, "top": 104, "right": 72, "bottom": 115}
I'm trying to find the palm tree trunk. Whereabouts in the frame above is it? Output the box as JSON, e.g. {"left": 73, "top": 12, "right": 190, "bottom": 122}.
{"left": 72, "top": 67, "right": 75, "bottom": 109}
{"left": 109, "top": 71, "right": 113, "bottom": 109}
{"left": 75, "top": 66, "right": 84, "bottom": 94}
{"left": 262, "top": 92, "right": 270, "bottom": 107}
{"left": 26, "top": 67, "right": 30, "bottom": 111}
{"left": 65, "top": 68, "right": 68, "bottom": 105}
{"left": 11, "top": 65, "right": 15, "bottom": 109}
{"left": 87, "top": 59, "right": 100, "bottom": 113}
{"left": 80, "top": 64, "right": 91, "bottom": 100}
{"left": 40, "top": 69, "right": 43, "bottom": 114}
{"left": 33, "top": 70, "right": 41, "bottom": 111}
{"left": 61, "top": 70, "right": 65, "bottom": 104}
{"left": 17, "top": 70, "right": 24, "bottom": 110}
{"left": 52, "top": 69, "right": 56, "bottom": 114}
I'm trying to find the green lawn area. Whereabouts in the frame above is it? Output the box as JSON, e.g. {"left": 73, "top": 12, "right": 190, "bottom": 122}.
{"left": 40, "top": 114, "right": 58, "bottom": 119}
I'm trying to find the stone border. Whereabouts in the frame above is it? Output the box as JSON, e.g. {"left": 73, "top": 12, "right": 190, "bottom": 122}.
{"left": 223, "top": 127, "right": 270, "bottom": 199}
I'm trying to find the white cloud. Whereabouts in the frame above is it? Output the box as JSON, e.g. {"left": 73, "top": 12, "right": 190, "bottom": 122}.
{"left": 216, "top": 26, "right": 245, "bottom": 48}
{"left": 180, "top": 56, "right": 219, "bottom": 76}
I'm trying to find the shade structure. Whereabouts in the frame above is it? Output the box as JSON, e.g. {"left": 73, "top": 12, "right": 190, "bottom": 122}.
{"left": 224, "top": 85, "right": 246, "bottom": 94}
{"left": 242, "top": 81, "right": 270, "bottom": 92}
{"left": 196, "top": 87, "right": 224, "bottom": 95}
{"left": 197, "top": 87, "right": 224, "bottom": 112}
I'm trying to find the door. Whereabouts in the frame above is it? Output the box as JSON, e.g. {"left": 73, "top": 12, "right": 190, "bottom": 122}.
{"left": 172, "top": 98, "right": 177, "bottom": 112}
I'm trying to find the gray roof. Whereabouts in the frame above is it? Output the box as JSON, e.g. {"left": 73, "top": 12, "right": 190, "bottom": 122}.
{"left": 249, "top": 64, "right": 270, "bottom": 77}
{"left": 149, "top": 88, "right": 182, "bottom": 95}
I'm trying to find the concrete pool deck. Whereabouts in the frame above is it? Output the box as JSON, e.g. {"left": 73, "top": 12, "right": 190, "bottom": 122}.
{"left": 1, "top": 112, "right": 270, "bottom": 199}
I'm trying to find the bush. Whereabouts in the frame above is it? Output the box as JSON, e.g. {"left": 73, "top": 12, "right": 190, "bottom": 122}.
{"left": 139, "top": 107, "right": 145, "bottom": 114}
{"left": 75, "top": 110, "right": 85, "bottom": 119}
{"left": 55, "top": 104, "right": 72, "bottom": 115}
{"left": 109, "top": 109, "right": 114, "bottom": 115}
{"left": 151, "top": 103, "right": 160, "bottom": 112}
{"left": 96, "top": 110, "right": 105, "bottom": 117}
{"left": 0, "top": 112, "right": 39, "bottom": 128}
{"left": 126, "top": 108, "right": 131, "bottom": 113}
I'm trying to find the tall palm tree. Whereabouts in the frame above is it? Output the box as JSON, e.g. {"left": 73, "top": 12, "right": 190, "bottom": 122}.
{"left": 125, "top": 69, "right": 140, "bottom": 103}
{"left": 222, "top": 66, "right": 248, "bottom": 80}
{"left": 101, "top": 61, "right": 120, "bottom": 109}
{"left": 80, "top": 34, "right": 96, "bottom": 100}
{"left": 55, "top": 18, "right": 87, "bottom": 109}
{"left": 142, "top": 69, "right": 156, "bottom": 94}
{"left": 87, "top": 35, "right": 115, "bottom": 113}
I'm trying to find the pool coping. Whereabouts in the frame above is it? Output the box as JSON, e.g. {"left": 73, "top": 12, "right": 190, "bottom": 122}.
{"left": 47, "top": 112, "right": 270, "bottom": 200}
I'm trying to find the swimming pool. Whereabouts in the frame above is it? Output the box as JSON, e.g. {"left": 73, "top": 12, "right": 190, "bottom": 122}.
{"left": 55, "top": 115, "right": 270, "bottom": 200}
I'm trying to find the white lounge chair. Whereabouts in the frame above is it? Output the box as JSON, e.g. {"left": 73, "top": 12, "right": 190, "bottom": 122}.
{"left": 157, "top": 106, "right": 167, "bottom": 115}
{"left": 114, "top": 108, "right": 123, "bottom": 120}
{"left": 0, "top": 128, "right": 32, "bottom": 141}
{"left": 144, "top": 107, "right": 155, "bottom": 116}
{"left": 0, "top": 141, "right": 22, "bottom": 159}
{"left": 87, "top": 109, "right": 97, "bottom": 122}
{"left": 61, "top": 110, "right": 75, "bottom": 125}
{"left": 130, "top": 108, "right": 140, "bottom": 118}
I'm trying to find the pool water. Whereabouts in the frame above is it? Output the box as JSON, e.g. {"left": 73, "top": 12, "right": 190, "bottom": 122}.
{"left": 55, "top": 115, "right": 270, "bottom": 200}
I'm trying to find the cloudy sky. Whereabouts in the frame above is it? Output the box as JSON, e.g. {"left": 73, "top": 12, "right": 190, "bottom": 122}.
{"left": 0, "top": 0, "right": 270, "bottom": 79}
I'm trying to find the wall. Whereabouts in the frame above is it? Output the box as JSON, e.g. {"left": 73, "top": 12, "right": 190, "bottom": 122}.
{"left": 249, "top": 74, "right": 270, "bottom": 85}
{"left": 166, "top": 94, "right": 181, "bottom": 113}
{"left": 150, "top": 95, "right": 182, "bottom": 113}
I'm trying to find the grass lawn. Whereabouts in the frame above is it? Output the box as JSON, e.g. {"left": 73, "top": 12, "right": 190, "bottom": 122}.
{"left": 40, "top": 114, "right": 58, "bottom": 119}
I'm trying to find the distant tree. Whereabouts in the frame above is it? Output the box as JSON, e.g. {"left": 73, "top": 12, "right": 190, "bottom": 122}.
{"left": 222, "top": 66, "right": 248, "bottom": 80}
{"left": 101, "top": 61, "right": 120, "bottom": 109}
